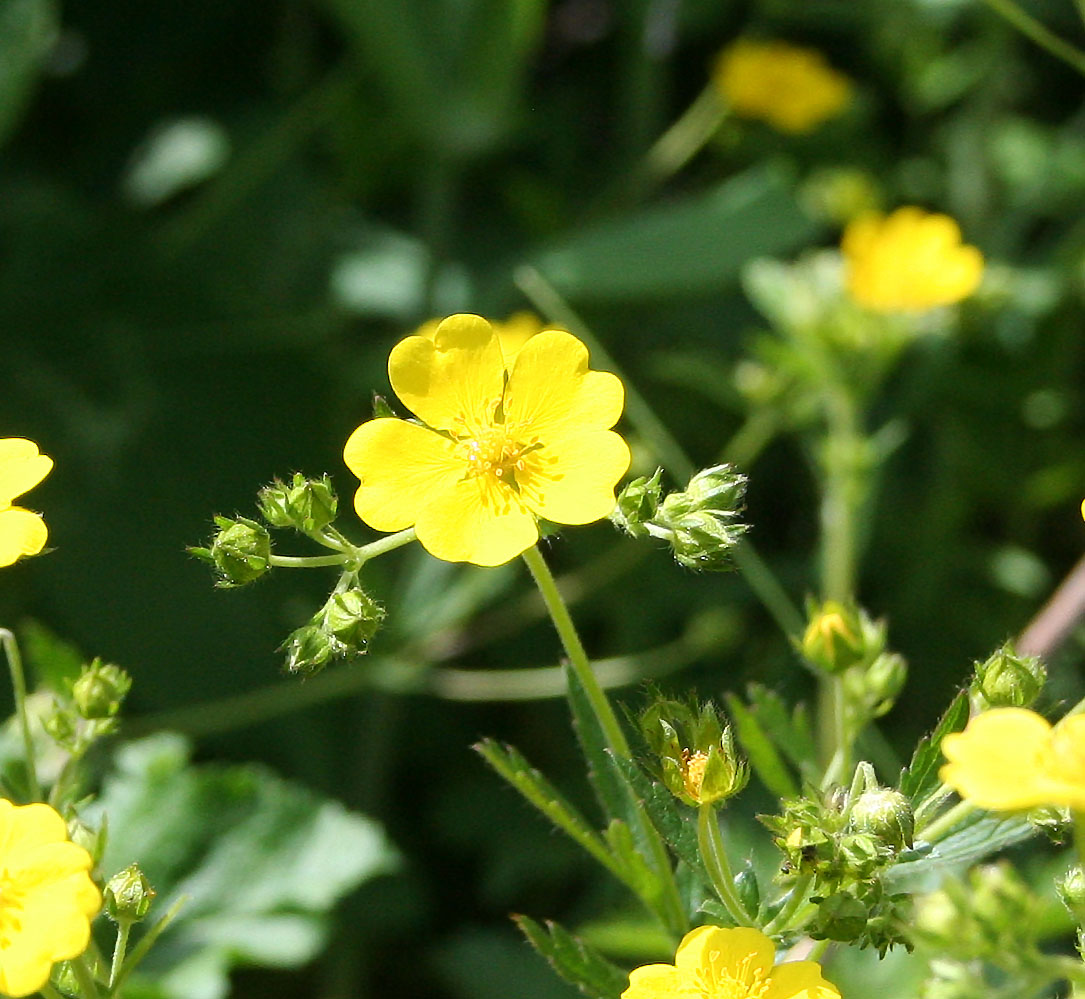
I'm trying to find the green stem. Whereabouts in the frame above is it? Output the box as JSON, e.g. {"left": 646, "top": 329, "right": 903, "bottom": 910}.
{"left": 1074, "top": 810, "right": 1085, "bottom": 877}
{"left": 0, "top": 629, "right": 41, "bottom": 801}
{"left": 697, "top": 804, "right": 755, "bottom": 926}
{"left": 269, "top": 553, "right": 350, "bottom": 568}
{"left": 110, "top": 897, "right": 187, "bottom": 997}
{"left": 763, "top": 874, "right": 814, "bottom": 937}
{"left": 109, "top": 921, "right": 133, "bottom": 989}
{"left": 521, "top": 546, "right": 630, "bottom": 758}
{"left": 981, "top": 0, "right": 1085, "bottom": 77}
{"left": 70, "top": 953, "right": 102, "bottom": 999}
{"left": 356, "top": 527, "right": 417, "bottom": 565}
{"left": 919, "top": 799, "right": 977, "bottom": 844}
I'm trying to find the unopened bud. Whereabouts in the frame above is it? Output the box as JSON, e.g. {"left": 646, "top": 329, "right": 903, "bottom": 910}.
{"left": 282, "top": 586, "right": 385, "bottom": 675}
{"left": 72, "top": 659, "right": 131, "bottom": 720}
{"left": 104, "top": 864, "right": 155, "bottom": 923}
{"left": 258, "top": 473, "right": 338, "bottom": 533}
{"left": 195, "top": 516, "right": 272, "bottom": 586}
{"left": 609, "top": 469, "right": 663, "bottom": 539}
{"left": 848, "top": 787, "right": 914, "bottom": 851}
{"left": 972, "top": 643, "right": 1045, "bottom": 708}
{"left": 1057, "top": 865, "right": 1085, "bottom": 919}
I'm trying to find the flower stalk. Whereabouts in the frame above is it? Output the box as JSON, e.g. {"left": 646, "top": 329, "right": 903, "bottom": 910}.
{"left": 0, "top": 629, "right": 41, "bottom": 801}
{"left": 697, "top": 803, "right": 756, "bottom": 927}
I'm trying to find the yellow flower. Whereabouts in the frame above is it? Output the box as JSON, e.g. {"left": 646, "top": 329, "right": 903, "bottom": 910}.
{"left": 0, "top": 439, "right": 53, "bottom": 569}
{"left": 940, "top": 707, "right": 1085, "bottom": 811}
{"left": 418, "top": 311, "right": 547, "bottom": 371}
{"left": 713, "top": 40, "right": 850, "bottom": 134}
{"left": 0, "top": 800, "right": 100, "bottom": 997}
{"left": 622, "top": 925, "right": 840, "bottom": 999}
{"left": 842, "top": 207, "right": 983, "bottom": 313}
{"left": 343, "top": 314, "right": 630, "bottom": 566}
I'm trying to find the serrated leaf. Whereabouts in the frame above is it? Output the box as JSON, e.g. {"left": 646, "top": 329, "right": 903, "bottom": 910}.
{"left": 474, "top": 738, "right": 622, "bottom": 879}
{"left": 745, "top": 685, "right": 818, "bottom": 781}
{"left": 724, "top": 693, "right": 798, "bottom": 800}
{"left": 899, "top": 690, "right": 969, "bottom": 801}
{"left": 88, "top": 734, "right": 399, "bottom": 999}
{"left": 515, "top": 914, "right": 630, "bottom": 999}
{"left": 605, "top": 818, "right": 668, "bottom": 904}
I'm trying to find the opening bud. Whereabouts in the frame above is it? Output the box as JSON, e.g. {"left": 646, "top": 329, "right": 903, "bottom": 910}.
{"left": 104, "top": 863, "right": 156, "bottom": 923}
{"left": 800, "top": 599, "right": 885, "bottom": 675}
{"left": 258, "top": 473, "right": 338, "bottom": 533}
{"left": 971, "top": 642, "right": 1045, "bottom": 709}
{"left": 72, "top": 658, "right": 132, "bottom": 720}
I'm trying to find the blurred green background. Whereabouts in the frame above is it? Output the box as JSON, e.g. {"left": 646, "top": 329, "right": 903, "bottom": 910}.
{"left": 2, "top": 0, "right": 1085, "bottom": 996}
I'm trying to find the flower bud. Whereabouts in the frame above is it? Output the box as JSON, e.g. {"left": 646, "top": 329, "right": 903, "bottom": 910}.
{"left": 282, "top": 586, "right": 385, "bottom": 675}
{"left": 609, "top": 469, "right": 663, "bottom": 539}
{"left": 72, "top": 659, "right": 132, "bottom": 720}
{"left": 1056, "top": 865, "right": 1085, "bottom": 920}
{"left": 667, "top": 510, "right": 748, "bottom": 571}
{"left": 800, "top": 600, "right": 885, "bottom": 675}
{"left": 195, "top": 516, "right": 272, "bottom": 586}
{"left": 972, "top": 642, "right": 1045, "bottom": 709}
{"left": 68, "top": 817, "right": 106, "bottom": 867}
{"left": 848, "top": 787, "right": 914, "bottom": 851}
{"left": 104, "top": 863, "right": 155, "bottom": 923}
{"left": 258, "top": 473, "right": 338, "bottom": 533}
{"left": 43, "top": 703, "right": 79, "bottom": 748}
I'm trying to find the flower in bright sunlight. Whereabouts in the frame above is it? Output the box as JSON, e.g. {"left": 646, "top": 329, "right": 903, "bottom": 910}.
{"left": 418, "top": 310, "right": 548, "bottom": 371}
{"left": 343, "top": 314, "right": 630, "bottom": 567}
{"left": 713, "top": 39, "right": 850, "bottom": 134}
{"left": 940, "top": 708, "right": 1085, "bottom": 812}
{"left": 0, "top": 800, "right": 100, "bottom": 997}
{"left": 842, "top": 207, "right": 983, "bottom": 313}
{"left": 622, "top": 925, "right": 840, "bottom": 999}
{"left": 0, "top": 438, "right": 53, "bottom": 568}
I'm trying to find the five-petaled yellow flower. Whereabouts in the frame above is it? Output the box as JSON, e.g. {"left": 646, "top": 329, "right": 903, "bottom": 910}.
{"left": 622, "top": 925, "right": 840, "bottom": 999}
{"left": 0, "top": 800, "right": 101, "bottom": 997}
{"left": 940, "top": 707, "right": 1085, "bottom": 811}
{"left": 419, "top": 311, "right": 547, "bottom": 372}
{"left": 713, "top": 40, "right": 851, "bottom": 134}
{"left": 842, "top": 207, "right": 983, "bottom": 313}
{"left": 343, "top": 314, "right": 630, "bottom": 567}
{"left": 0, "top": 439, "right": 53, "bottom": 569}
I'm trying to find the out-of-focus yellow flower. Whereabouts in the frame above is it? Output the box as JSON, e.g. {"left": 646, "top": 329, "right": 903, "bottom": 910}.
{"left": 622, "top": 925, "right": 840, "bottom": 999}
{"left": 0, "top": 439, "right": 52, "bottom": 568}
{"left": 0, "top": 800, "right": 101, "bottom": 996}
{"left": 417, "top": 311, "right": 548, "bottom": 371}
{"left": 713, "top": 39, "right": 850, "bottom": 134}
{"left": 842, "top": 207, "right": 984, "bottom": 313}
{"left": 344, "top": 314, "right": 630, "bottom": 566}
{"left": 940, "top": 708, "right": 1085, "bottom": 811}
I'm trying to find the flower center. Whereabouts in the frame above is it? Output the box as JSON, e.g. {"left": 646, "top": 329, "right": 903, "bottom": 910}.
{"left": 681, "top": 749, "right": 709, "bottom": 801}
{"left": 458, "top": 427, "right": 534, "bottom": 486}
{"left": 691, "top": 950, "right": 772, "bottom": 999}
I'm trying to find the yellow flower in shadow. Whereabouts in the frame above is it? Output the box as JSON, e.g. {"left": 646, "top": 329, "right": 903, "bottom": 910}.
{"left": 0, "top": 439, "right": 53, "bottom": 568}
{"left": 344, "top": 314, "right": 630, "bottom": 566}
{"left": 713, "top": 40, "right": 850, "bottom": 134}
{"left": 940, "top": 708, "right": 1085, "bottom": 811}
{"left": 842, "top": 207, "right": 983, "bottom": 313}
{"left": 622, "top": 925, "right": 840, "bottom": 999}
{"left": 0, "top": 800, "right": 101, "bottom": 997}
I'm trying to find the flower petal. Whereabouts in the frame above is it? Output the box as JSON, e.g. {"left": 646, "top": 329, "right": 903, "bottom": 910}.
{"left": 414, "top": 476, "right": 538, "bottom": 566}
{"left": 0, "top": 508, "right": 48, "bottom": 567}
{"left": 389, "top": 314, "right": 505, "bottom": 434}
{"left": 674, "top": 926, "right": 775, "bottom": 984}
{"left": 763, "top": 960, "right": 841, "bottom": 999}
{"left": 344, "top": 419, "right": 462, "bottom": 532}
{"left": 939, "top": 708, "right": 1052, "bottom": 810}
{"left": 0, "top": 949, "right": 53, "bottom": 998}
{"left": 520, "top": 430, "right": 630, "bottom": 525}
{"left": 0, "top": 439, "right": 52, "bottom": 507}
{"left": 621, "top": 963, "right": 683, "bottom": 999}
{"left": 504, "top": 331, "right": 624, "bottom": 441}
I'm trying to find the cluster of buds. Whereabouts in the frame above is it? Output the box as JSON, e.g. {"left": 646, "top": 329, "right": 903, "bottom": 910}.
{"left": 638, "top": 696, "right": 749, "bottom": 807}
{"left": 611, "top": 465, "right": 748, "bottom": 570}
{"left": 45, "top": 658, "right": 133, "bottom": 756}
{"left": 970, "top": 642, "right": 1046, "bottom": 709}
{"left": 282, "top": 586, "right": 385, "bottom": 675}
{"left": 258, "top": 473, "right": 338, "bottom": 534}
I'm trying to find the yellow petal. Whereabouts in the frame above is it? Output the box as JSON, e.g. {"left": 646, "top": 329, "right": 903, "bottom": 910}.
{"left": 674, "top": 925, "right": 775, "bottom": 984}
{"left": 504, "top": 331, "right": 624, "bottom": 441}
{"left": 0, "top": 950, "right": 53, "bottom": 998}
{"left": 0, "top": 508, "right": 49, "bottom": 566}
{"left": 763, "top": 960, "right": 841, "bottom": 999}
{"left": 1037, "top": 714, "right": 1085, "bottom": 809}
{"left": 939, "top": 708, "right": 1052, "bottom": 810}
{"left": 344, "top": 419, "right": 462, "bottom": 533}
{"left": 0, "top": 439, "right": 52, "bottom": 506}
{"left": 414, "top": 476, "right": 538, "bottom": 566}
{"left": 0, "top": 803, "right": 67, "bottom": 857}
{"left": 520, "top": 430, "right": 630, "bottom": 525}
{"left": 388, "top": 314, "right": 505, "bottom": 434}
{"left": 621, "top": 963, "right": 683, "bottom": 999}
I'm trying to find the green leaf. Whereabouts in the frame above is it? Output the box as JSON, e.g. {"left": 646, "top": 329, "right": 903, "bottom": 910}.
{"left": 89, "top": 734, "right": 399, "bottom": 999}
{"left": 604, "top": 818, "right": 668, "bottom": 906}
{"left": 474, "top": 738, "right": 623, "bottom": 879}
{"left": 899, "top": 690, "right": 970, "bottom": 802}
{"left": 532, "top": 166, "right": 819, "bottom": 302}
{"left": 744, "top": 685, "right": 819, "bottom": 782}
{"left": 19, "top": 620, "right": 85, "bottom": 691}
{"left": 723, "top": 693, "right": 798, "bottom": 800}
{"left": 515, "top": 914, "right": 631, "bottom": 999}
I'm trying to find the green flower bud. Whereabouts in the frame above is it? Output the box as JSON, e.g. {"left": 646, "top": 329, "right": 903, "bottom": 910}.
{"left": 681, "top": 464, "right": 750, "bottom": 512}
{"left": 858, "top": 652, "right": 907, "bottom": 717}
{"left": 848, "top": 788, "right": 914, "bottom": 851}
{"left": 196, "top": 516, "right": 272, "bottom": 586}
{"left": 282, "top": 586, "right": 385, "bottom": 675}
{"left": 282, "top": 622, "right": 339, "bottom": 676}
{"left": 68, "top": 817, "right": 106, "bottom": 867}
{"left": 609, "top": 469, "right": 663, "bottom": 539}
{"left": 1056, "top": 865, "right": 1085, "bottom": 919}
{"left": 800, "top": 600, "right": 885, "bottom": 675}
{"left": 72, "top": 659, "right": 132, "bottom": 720}
{"left": 811, "top": 891, "right": 867, "bottom": 941}
{"left": 972, "top": 642, "right": 1045, "bottom": 709}
{"left": 43, "top": 703, "right": 79, "bottom": 748}
{"left": 667, "top": 510, "right": 748, "bottom": 571}
{"left": 258, "top": 473, "right": 338, "bottom": 533}
{"left": 104, "top": 864, "right": 156, "bottom": 923}
{"left": 656, "top": 465, "right": 748, "bottom": 571}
